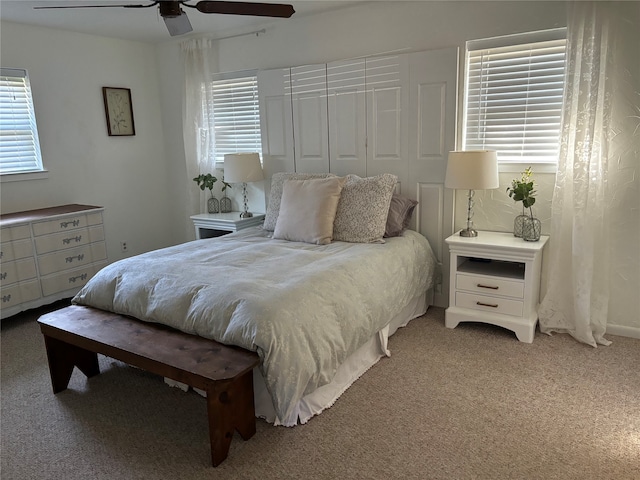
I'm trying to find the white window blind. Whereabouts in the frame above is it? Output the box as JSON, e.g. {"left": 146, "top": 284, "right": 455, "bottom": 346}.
{"left": 463, "top": 29, "right": 567, "bottom": 166}
{"left": 0, "top": 68, "right": 44, "bottom": 175}
{"left": 204, "top": 74, "right": 261, "bottom": 166}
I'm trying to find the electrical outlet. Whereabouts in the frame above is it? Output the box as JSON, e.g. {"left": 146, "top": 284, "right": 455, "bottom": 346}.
{"left": 121, "top": 241, "right": 128, "bottom": 252}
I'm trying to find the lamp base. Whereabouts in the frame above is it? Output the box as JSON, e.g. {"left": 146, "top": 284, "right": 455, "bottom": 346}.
{"left": 239, "top": 211, "right": 253, "bottom": 218}
{"left": 459, "top": 228, "right": 478, "bottom": 237}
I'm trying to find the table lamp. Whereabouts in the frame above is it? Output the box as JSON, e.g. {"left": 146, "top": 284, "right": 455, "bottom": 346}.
{"left": 223, "top": 153, "right": 264, "bottom": 218}
{"left": 445, "top": 150, "right": 499, "bottom": 237}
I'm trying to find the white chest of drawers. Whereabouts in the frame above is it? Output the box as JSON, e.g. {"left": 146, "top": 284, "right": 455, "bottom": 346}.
{"left": 445, "top": 231, "right": 548, "bottom": 343}
{"left": 0, "top": 204, "right": 108, "bottom": 319}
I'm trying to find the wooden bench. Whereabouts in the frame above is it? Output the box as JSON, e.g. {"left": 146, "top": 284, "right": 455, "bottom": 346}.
{"left": 37, "top": 305, "right": 260, "bottom": 467}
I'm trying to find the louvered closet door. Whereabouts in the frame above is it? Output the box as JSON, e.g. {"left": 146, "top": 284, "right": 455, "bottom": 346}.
{"left": 291, "top": 64, "right": 330, "bottom": 173}
{"left": 258, "top": 68, "right": 295, "bottom": 190}
{"left": 327, "top": 58, "right": 367, "bottom": 178}
{"left": 365, "top": 54, "right": 410, "bottom": 190}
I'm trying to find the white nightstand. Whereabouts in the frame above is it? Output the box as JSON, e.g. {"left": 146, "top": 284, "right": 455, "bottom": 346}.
{"left": 190, "top": 212, "right": 265, "bottom": 239}
{"left": 445, "top": 231, "right": 549, "bottom": 343}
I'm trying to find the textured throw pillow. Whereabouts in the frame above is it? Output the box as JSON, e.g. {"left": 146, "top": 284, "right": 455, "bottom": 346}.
{"left": 273, "top": 177, "right": 346, "bottom": 245}
{"left": 384, "top": 194, "right": 419, "bottom": 238}
{"left": 333, "top": 173, "right": 398, "bottom": 243}
{"left": 263, "top": 172, "right": 336, "bottom": 231}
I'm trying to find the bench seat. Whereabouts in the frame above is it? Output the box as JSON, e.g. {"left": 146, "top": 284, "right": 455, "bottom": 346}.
{"left": 38, "top": 305, "right": 260, "bottom": 467}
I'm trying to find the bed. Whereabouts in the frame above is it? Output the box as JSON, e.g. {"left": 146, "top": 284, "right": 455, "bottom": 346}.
{"left": 72, "top": 173, "right": 439, "bottom": 426}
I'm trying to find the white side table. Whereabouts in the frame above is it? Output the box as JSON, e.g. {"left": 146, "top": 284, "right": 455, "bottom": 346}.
{"left": 445, "top": 231, "right": 549, "bottom": 343}
{"left": 190, "top": 213, "right": 265, "bottom": 239}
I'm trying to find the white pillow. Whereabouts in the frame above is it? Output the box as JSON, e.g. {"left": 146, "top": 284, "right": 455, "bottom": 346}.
{"left": 333, "top": 173, "right": 398, "bottom": 243}
{"left": 263, "top": 172, "right": 336, "bottom": 231}
{"left": 273, "top": 177, "right": 346, "bottom": 245}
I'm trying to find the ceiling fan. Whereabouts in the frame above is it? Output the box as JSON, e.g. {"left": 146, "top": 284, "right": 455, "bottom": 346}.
{"left": 34, "top": 1, "right": 296, "bottom": 37}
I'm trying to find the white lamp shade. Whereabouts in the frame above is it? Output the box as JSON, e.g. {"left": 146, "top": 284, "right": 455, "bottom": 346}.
{"left": 223, "top": 153, "right": 264, "bottom": 183}
{"left": 445, "top": 150, "right": 499, "bottom": 190}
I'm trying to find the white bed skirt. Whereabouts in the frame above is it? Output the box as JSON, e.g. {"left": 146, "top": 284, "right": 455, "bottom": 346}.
{"left": 166, "top": 290, "right": 431, "bottom": 427}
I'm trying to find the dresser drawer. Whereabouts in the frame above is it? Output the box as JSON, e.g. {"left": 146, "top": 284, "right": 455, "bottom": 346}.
{"left": 456, "top": 273, "right": 524, "bottom": 299}
{"left": 32, "top": 211, "right": 102, "bottom": 237}
{"left": 1, "top": 279, "right": 41, "bottom": 308}
{"left": 0, "top": 258, "right": 38, "bottom": 286}
{"left": 34, "top": 225, "right": 105, "bottom": 255}
{"left": 40, "top": 262, "right": 107, "bottom": 297}
{"left": 0, "top": 238, "right": 34, "bottom": 263}
{"left": 37, "top": 242, "right": 107, "bottom": 276}
{"left": 455, "top": 291, "right": 524, "bottom": 317}
{"left": 1, "top": 224, "right": 31, "bottom": 242}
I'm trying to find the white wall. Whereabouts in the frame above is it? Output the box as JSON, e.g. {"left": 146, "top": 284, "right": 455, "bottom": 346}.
{"left": 0, "top": 21, "right": 179, "bottom": 261}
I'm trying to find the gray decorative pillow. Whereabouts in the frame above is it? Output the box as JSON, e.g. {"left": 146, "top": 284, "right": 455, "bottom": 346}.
{"left": 273, "top": 177, "right": 346, "bottom": 245}
{"left": 384, "top": 194, "right": 418, "bottom": 238}
{"left": 263, "top": 172, "right": 336, "bottom": 231}
{"left": 333, "top": 173, "right": 398, "bottom": 243}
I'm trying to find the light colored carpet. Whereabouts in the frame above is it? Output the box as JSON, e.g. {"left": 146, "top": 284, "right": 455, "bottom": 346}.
{"left": 1, "top": 300, "right": 639, "bottom": 480}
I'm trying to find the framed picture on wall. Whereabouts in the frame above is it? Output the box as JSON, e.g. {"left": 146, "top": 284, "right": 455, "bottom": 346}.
{"left": 102, "top": 87, "right": 135, "bottom": 136}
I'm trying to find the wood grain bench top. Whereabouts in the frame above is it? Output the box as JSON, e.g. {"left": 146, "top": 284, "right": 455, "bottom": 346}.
{"left": 38, "top": 305, "right": 260, "bottom": 466}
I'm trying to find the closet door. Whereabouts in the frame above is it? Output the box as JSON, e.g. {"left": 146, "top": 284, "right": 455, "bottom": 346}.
{"left": 327, "top": 58, "right": 367, "bottom": 177}
{"left": 407, "top": 47, "right": 459, "bottom": 309}
{"left": 365, "top": 54, "right": 410, "bottom": 189}
{"left": 258, "top": 68, "right": 294, "bottom": 187}
{"left": 291, "top": 64, "right": 330, "bottom": 173}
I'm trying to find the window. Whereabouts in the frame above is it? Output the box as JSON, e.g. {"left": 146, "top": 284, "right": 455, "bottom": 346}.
{"left": 203, "top": 73, "right": 261, "bottom": 166}
{"left": 0, "top": 68, "right": 45, "bottom": 177}
{"left": 463, "top": 29, "right": 567, "bottom": 169}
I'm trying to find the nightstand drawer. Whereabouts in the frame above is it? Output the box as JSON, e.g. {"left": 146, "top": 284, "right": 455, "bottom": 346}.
{"left": 456, "top": 273, "right": 524, "bottom": 299}
{"left": 455, "top": 291, "right": 524, "bottom": 317}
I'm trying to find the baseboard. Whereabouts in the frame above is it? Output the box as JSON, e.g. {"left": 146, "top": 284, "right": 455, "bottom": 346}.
{"left": 606, "top": 323, "right": 640, "bottom": 340}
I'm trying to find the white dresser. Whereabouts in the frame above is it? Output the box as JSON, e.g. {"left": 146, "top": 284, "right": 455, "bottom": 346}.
{"left": 1, "top": 204, "right": 108, "bottom": 319}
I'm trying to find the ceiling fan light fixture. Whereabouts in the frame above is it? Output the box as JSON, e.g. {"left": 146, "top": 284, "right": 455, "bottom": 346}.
{"left": 159, "top": 1, "right": 183, "bottom": 18}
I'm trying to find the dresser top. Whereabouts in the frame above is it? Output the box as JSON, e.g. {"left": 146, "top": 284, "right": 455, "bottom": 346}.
{"left": 0, "top": 204, "right": 103, "bottom": 227}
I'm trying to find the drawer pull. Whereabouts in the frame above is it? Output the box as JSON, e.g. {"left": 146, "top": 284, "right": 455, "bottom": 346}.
{"left": 477, "top": 283, "right": 499, "bottom": 290}
{"left": 477, "top": 301, "right": 499, "bottom": 308}
{"left": 68, "top": 273, "right": 88, "bottom": 284}
{"left": 0, "top": 272, "right": 6, "bottom": 280}
{"left": 63, "top": 235, "right": 82, "bottom": 245}
{"left": 1, "top": 294, "right": 11, "bottom": 303}
{"left": 60, "top": 219, "right": 81, "bottom": 229}
{"left": 65, "top": 254, "right": 85, "bottom": 263}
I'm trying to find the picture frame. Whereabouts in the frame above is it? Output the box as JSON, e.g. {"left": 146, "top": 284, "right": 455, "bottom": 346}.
{"left": 102, "top": 87, "right": 135, "bottom": 136}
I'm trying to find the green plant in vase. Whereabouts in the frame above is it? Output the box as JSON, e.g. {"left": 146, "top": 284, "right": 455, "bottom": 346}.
{"left": 507, "top": 167, "right": 540, "bottom": 241}
{"left": 220, "top": 178, "right": 232, "bottom": 213}
{"left": 193, "top": 173, "right": 219, "bottom": 213}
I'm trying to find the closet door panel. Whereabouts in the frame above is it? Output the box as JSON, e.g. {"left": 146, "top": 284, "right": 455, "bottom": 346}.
{"left": 327, "top": 59, "right": 366, "bottom": 177}
{"left": 291, "top": 64, "right": 329, "bottom": 173}
{"left": 258, "top": 68, "right": 294, "bottom": 188}
{"left": 365, "top": 54, "right": 409, "bottom": 190}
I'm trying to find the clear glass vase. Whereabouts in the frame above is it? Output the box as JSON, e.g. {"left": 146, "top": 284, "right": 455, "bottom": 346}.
{"left": 513, "top": 208, "right": 527, "bottom": 238}
{"left": 219, "top": 196, "right": 232, "bottom": 213}
{"left": 522, "top": 216, "right": 541, "bottom": 242}
{"left": 207, "top": 197, "right": 219, "bottom": 214}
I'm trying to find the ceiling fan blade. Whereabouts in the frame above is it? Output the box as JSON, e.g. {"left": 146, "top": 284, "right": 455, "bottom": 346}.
{"left": 33, "top": 3, "right": 156, "bottom": 10}
{"left": 164, "top": 11, "right": 193, "bottom": 36}
{"left": 194, "top": 1, "right": 294, "bottom": 18}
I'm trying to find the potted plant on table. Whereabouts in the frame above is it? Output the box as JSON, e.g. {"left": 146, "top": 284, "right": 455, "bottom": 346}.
{"left": 219, "top": 178, "right": 233, "bottom": 213}
{"left": 193, "top": 173, "right": 219, "bottom": 213}
{"left": 506, "top": 167, "right": 541, "bottom": 241}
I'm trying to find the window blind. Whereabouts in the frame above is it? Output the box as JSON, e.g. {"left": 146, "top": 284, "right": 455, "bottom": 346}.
{"left": 204, "top": 75, "right": 262, "bottom": 166}
{"left": 0, "top": 68, "right": 44, "bottom": 175}
{"left": 463, "top": 29, "right": 567, "bottom": 165}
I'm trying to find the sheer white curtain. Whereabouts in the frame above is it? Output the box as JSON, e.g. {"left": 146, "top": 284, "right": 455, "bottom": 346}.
{"left": 538, "top": 1, "right": 638, "bottom": 347}
{"left": 181, "top": 38, "right": 218, "bottom": 217}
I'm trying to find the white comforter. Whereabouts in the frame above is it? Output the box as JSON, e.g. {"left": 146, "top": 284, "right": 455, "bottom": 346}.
{"left": 73, "top": 228, "right": 437, "bottom": 423}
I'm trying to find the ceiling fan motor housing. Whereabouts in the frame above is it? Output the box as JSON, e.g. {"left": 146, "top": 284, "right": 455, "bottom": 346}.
{"left": 159, "top": 1, "right": 183, "bottom": 18}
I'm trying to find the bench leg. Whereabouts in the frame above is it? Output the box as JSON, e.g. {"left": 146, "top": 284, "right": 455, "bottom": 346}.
{"left": 206, "top": 370, "right": 256, "bottom": 467}
{"left": 43, "top": 335, "right": 100, "bottom": 393}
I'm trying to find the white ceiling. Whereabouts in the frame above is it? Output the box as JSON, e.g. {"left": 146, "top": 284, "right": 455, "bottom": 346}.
{"left": 0, "top": 0, "right": 362, "bottom": 44}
